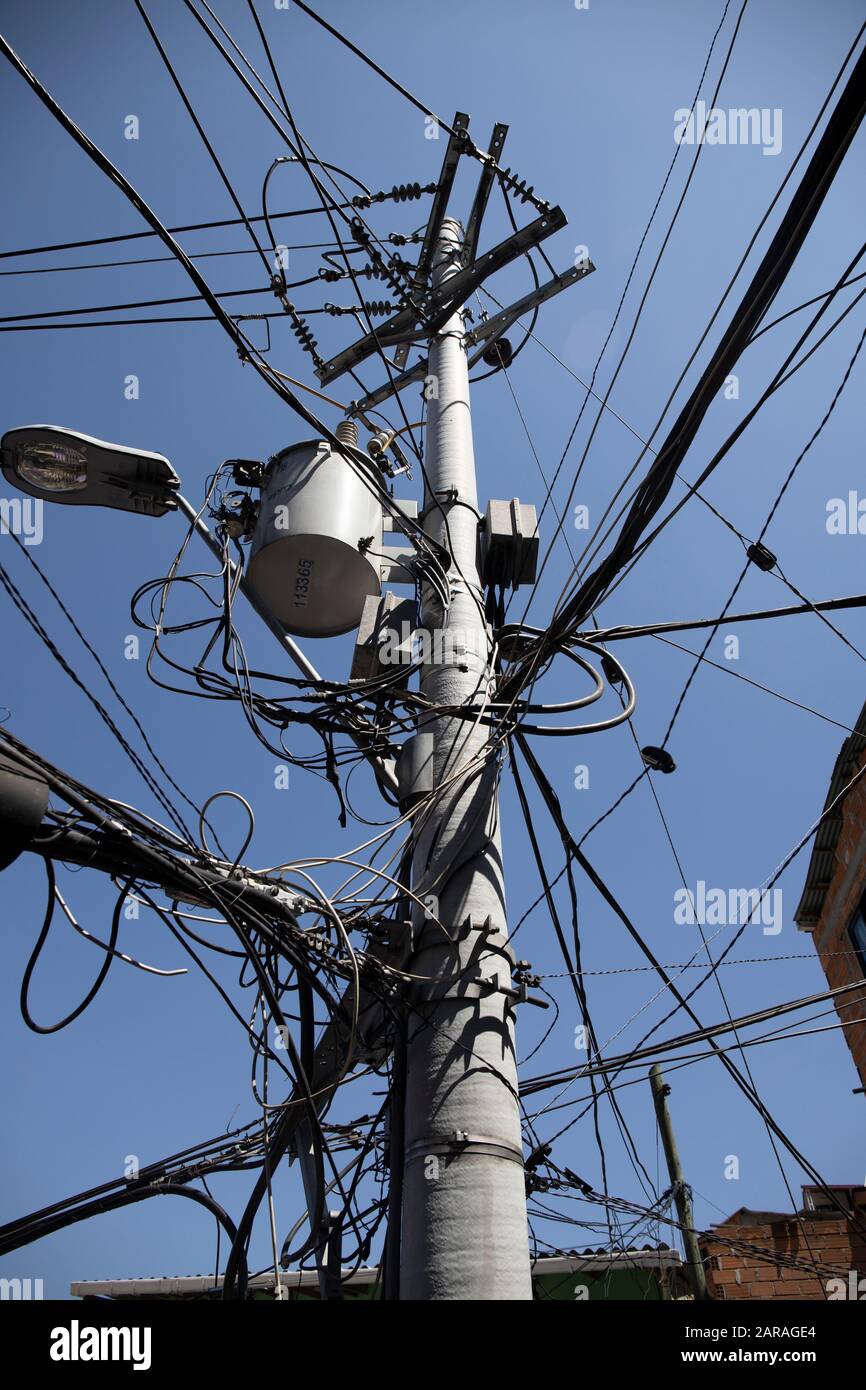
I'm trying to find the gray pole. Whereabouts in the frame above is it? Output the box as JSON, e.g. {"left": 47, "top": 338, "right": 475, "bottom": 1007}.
{"left": 649, "top": 1064, "right": 709, "bottom": 1300}
{"left": 399, "top": 218, "right": 532, "bottom": 1300}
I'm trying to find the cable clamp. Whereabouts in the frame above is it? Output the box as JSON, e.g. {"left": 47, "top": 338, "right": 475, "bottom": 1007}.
{"left": 404, "top": 1133, "right": 525, "bottom": 1168}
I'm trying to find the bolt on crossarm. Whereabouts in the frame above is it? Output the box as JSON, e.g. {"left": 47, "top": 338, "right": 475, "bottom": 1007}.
{"left": 400, "top": 218, "right": 532, "bottom": 1300}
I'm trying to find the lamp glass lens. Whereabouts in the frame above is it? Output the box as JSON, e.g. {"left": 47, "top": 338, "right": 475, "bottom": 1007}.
{"left": 15, "top": 441, "right": 88, "bottom": 492}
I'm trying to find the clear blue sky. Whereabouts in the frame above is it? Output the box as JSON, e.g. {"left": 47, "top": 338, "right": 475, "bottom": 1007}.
{"left": 0, "top": 0, "right": 864, "bottom": 1297}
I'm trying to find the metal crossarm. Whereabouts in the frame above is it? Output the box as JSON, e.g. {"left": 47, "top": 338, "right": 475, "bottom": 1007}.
{"left": 317, "top": 205, "right": 567, "bottom": 385}
{"left": 463, "top": 123, "right": 509, "bottom": 268}
{"left": 465, "top": 260, "right": 596, "bottom": 347}
{"left": 349, "top": 258, "right": 595, "bottom": 414}
{"left": 392, "top": 110, "right": 471, "bottom": 369}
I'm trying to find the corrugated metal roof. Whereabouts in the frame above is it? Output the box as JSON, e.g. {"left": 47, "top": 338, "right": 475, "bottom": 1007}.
{"left": 70, "top": 1249, "right": 683, "bottom": 1299}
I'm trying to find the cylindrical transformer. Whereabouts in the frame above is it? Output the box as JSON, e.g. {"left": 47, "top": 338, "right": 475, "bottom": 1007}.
{"left": 246, "top": 428, "right": 383, "bottom": 637}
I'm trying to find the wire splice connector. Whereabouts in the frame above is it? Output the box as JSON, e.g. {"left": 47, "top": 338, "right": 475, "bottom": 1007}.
{"left": 641, "top": 746, "right": 676, "bottom": 774}
{"left": 746, "top": 541, "right": 777, "bottom": 572}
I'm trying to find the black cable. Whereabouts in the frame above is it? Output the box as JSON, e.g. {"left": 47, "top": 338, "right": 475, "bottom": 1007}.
{"left": 380, "top": 1017, "right": 406, "bottom": 1300}
{"left": 510, "top": 747, "right": 656, "bottom": 1208}
{"left": 0, "top": 210, "right": 353, "bottom": 262}
{"left": 0, "top": 1178, "right": 246, "bottom": 1290}
{"left": 288, "top": 0, "right": 455, "bottom": 136}
{"left": 134, "top": 0, "right": 274, "bottom": 284}
{"left": 575, "top": 304, "right": 866, "bottom": 859}
{"left": 550, "top": 41, "right": 866, "bottom": 638}
{"left": 748, "top": 268, "right": 866, "bottom": 344}
{"left": 0, "top": 1117, "right": 267, "bottom": 1246}
{"left": 515, "top": 730, "right": 866, "bottom": 1241}
{"left": 517, "top": 16, "right": 866, "bottom": 653}
{"left": 511, "top": 0, "right": 743, "bottom": 623}
{"left": 658, "top": 315, "right": 866, "bottom": 751}
{"left": 0, "top": 557, "right": 199, "bottom": 845}
{"left": 616, "top": 273, "right": 866, "bottom": 589}
{"left": 19, "top": 865, "right": 123, "bottom": 1034}
{"left": 593, "top": 591, "right": 866, "bottom": 642}
{"left": 5, "top": 527, "right": 212, "bottom": 844}
{"left": 0, "top": 283, "right": 315, "bottom": 325}
{"left": 0, "top": 312, "right": 286, "bottom": 331}
{"left": 0, "top": 239, "right": 347, "bottom": 277}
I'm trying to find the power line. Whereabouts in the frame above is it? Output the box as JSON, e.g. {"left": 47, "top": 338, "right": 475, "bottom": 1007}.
{"left": 658, "top": 315, "right": 866, "bottom": 752}
{"left": 0, "top": 283, "right": 288, "bottom": 324}
{"left": 0, "top": 240, "right": 346, "bottom": 276}
{"left": 539, "top": 949, "right": 866, "bottom": 979}
{"left": 0, "top": 207, "right": 351, "bottom": 262}
{"left": 511, "top": 0, "right": 749, "bottom": 626}
{"left": 0, "top": 312, "right": 287, "bottom": 331}
{"left": 512, "top": 733, "right": 866, "bottom": 1240}
{"left": 548, "top": 50, "right": 866, "bottom": 641}
{"left": 517, "top": 21, "right": 866, "bottom": 652}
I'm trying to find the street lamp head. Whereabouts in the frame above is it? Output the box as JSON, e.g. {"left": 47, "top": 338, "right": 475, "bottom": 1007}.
{"left": 0, "top": 425, "right": 180, "bottom": 518}
{"left": 0, "top": 752, "right": 49, "bottom": 872}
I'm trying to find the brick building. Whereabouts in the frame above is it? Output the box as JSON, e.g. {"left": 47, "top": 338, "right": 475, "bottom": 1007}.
{"left": 699, "top": 711, "right": 866, "bottom": 1301}
{"left": 794, "top": 701, "right": 866, "bottom": 1093}
{"left": 701, "top": 1186, "right": 866, "bottom": 1300}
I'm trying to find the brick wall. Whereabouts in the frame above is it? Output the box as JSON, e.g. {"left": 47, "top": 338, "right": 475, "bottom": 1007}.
{"left": 702, "top": 1216, "right": 866, "bottom": 1300}
{"left": 811, "top": 741, "right": 866, "bottom": 1092}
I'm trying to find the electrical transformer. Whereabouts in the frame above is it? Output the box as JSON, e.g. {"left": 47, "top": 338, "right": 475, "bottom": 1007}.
{"left": 246, "top": 424, "right": 386, "bottom": 638}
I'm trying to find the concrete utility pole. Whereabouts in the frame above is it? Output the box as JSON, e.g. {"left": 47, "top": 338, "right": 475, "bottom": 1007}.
{"left": 399, "top": 219, "right": 532, "bottom": 1300}
{"left": 649, "top": 1064, "right": 709, "bottom": 1300}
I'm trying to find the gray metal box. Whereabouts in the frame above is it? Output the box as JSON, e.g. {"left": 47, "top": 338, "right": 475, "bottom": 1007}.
{"left": 396, "top": 733, "right": 434, "bottom": 808}
{"left": 350, "top": 592, "right": 416, "bottom": 682}
{"left": 481, "top": 498, "right": 539, "bottom": 588}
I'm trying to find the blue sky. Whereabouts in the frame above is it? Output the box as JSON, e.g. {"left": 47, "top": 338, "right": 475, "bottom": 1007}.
{"left": 0, "top": 0, "right": 864, "bottom": 1297}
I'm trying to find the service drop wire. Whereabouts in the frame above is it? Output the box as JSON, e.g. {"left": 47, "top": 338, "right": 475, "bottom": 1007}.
{"left": 19, "top": 864, "right": 122, "bottom": 1035}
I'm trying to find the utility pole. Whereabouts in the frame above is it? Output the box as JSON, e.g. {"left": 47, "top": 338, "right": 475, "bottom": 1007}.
{"left": 649, "top": 1064, "right": 709, "bottom": 1300}
{"left": 399, "top": 218, "right": 533, "bottom": 1300}
{"left": 0, "top": 56, "right": 593, "bottom": 1292}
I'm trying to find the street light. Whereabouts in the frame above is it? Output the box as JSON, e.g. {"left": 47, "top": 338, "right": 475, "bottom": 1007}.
{"left": 0, "top": 752, "right": 49, "bottom": 871}
{"left": 0, "top": 422, "right": 398, "bottom": 791}
{"left": 1, "top": 420, "right": 320, "bottom": 675}
{"left": 1, "top": 425, "right": 180, "bottom": 518}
